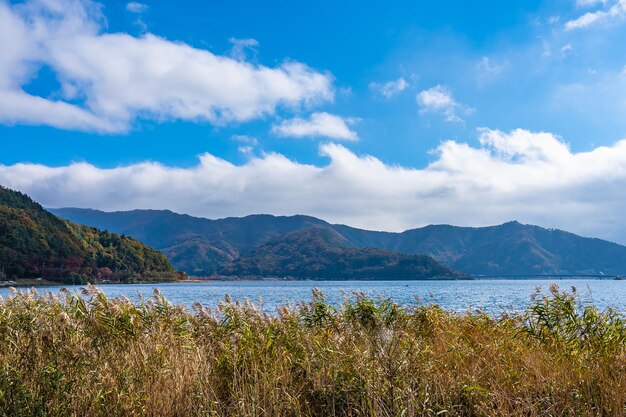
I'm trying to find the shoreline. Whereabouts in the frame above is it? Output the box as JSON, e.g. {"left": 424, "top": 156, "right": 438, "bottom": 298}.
{"left": 2, "top": 275, "right": 622, "bottom": 289}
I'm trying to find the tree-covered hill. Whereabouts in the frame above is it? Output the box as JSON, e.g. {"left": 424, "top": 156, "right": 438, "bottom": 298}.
{"left": 219, "top": 227, "right": 458, "bottom": 280}
{"left": 0, "top": 186, "right": 177, "bottom": 283}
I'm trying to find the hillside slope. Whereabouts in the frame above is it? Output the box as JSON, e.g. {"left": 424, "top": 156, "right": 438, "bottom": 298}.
{"left": 1, "top": 187, "right": 176, "bottom": 282}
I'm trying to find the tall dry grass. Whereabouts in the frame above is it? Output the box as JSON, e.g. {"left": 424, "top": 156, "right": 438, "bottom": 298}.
{"left": 0, "top": 284, "right": 624, "bottom": 416}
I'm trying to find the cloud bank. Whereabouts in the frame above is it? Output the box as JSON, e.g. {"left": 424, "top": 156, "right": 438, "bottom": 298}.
{"left": 3, "top": 129, "right": 626, "bottom": 243}
{"left": 0, "top": 0, "right": 333, "bottom": 132}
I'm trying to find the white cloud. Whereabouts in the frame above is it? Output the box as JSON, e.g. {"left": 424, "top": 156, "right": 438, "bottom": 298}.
{"left": 475, "top": 57, "right": 508, "bottom": 86}
{"left": 228, "top": 38, "right": 259, "bottom": 62}
{"left": 231, "top": 136, "right": 259, "bottom": 157}
{"left": 476, "top": 57, "right": 505, "bottom": 76}
{"left": 369, "top": 77, "right": 409, "bottom": 98}
{"left": 126, "top": 2, "right": 147, "bottom": 13}
{"left": 561, "top": 43, "right": 574, "bottom": 56}
{"left": 565, "top": 0, "right": 626, "bottom": 30}
{"left": 417, "top": 85, "right": 471, "bottom": 123}
{"left": 548, "top": 15, "right": 561, "bottom": 25}
{"left": 126, "top": 2, "right": 148, "bottom": 32}
{"left": 577, "top": 0, "right": 608, "bottom": 7}
{"left": 237, "top": 146, "right": 255, "bottom": 157}
{"left": 5, "top": 129, "right": 626, "bottom": 243}
{"left": 231, "top": 134, "right": 259, "bottom": 146}
{"left": 0, "top": 0, "right": 334, "bottom": 133}
{"left": 272, "top": 112, "right": 358, "bottom": 141}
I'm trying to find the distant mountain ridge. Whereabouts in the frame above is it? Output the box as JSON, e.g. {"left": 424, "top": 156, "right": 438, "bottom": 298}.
{"left": 50, "top": 207, "right": 626, "bottom": 276}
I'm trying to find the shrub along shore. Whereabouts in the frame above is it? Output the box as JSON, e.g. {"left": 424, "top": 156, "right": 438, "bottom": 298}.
{"left": 0, "top": 285, "right": 624, "bottom": 417}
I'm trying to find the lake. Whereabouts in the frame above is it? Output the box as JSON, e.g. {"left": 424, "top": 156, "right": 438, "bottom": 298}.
{"left": 1, "top": 279, "right": 625, "bottom": 314}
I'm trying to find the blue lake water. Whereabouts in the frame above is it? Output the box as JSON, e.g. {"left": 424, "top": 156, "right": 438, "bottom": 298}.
{"left": 1, "top": 279, "right": 625, "bottom": 314}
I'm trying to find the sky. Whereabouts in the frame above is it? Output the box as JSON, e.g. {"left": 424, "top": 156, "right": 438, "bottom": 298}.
{"left": 2, "top": 0, "right": 626, "bottom": 243}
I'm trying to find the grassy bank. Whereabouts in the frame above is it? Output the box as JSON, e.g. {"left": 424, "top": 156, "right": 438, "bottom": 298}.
{"left": 0, "top": 285, "right": 624, "bottom": 416}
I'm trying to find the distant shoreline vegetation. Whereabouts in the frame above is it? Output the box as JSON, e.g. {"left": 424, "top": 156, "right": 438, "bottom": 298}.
{"left": 4, "top": 274, "right": 624, "bottom": 289}
{"left": 0, "top": 284, "right": 623, "bottom": 416}
{"left": 1, "top": 271, "right": 184, "bottom": 288}
{"left": 183, "top": 274, "right": 625, "bottom": 282}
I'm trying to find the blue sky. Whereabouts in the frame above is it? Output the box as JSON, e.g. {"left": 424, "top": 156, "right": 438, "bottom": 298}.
{"left": 3, "top": 0, "right": 626, "bottom": 242}
{"left": 4, "top": 0, "right": 626, "bottom": 167}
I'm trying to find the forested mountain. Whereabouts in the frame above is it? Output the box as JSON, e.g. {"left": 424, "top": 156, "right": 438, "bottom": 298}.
{"left": 220, "top": 227, "right": 457, "bottom": 280}
{"left": 51, "top": 208, "right": 330, "bottom": 275}
{"left": 51, "top": 207, "right": 626, "bottom": 276}
{"left": 0, "top": 187, "right": 177, "bottom": 282}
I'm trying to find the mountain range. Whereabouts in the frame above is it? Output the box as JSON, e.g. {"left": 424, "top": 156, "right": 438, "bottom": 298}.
{"left": 1, "top": 186, "right": 455, "bottom": 282}
{"left": 50, "top": 207, "right": 626, "bottom": 276}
